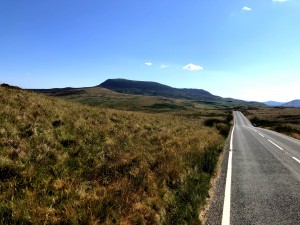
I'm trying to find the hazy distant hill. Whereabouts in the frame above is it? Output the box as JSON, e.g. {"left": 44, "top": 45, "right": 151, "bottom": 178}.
{"left": 283, "top": 100, "right": 300, "bottom": 108}
{"left": 264, "top": 101, "right": 284, "bottom": 107}
{"left": 264, "top": 100, "right": 300, "bottom": 108}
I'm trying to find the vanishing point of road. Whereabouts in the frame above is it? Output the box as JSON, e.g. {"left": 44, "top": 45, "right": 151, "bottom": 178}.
{"left": 206, "top": 111, "right": 300, "bottom": 225}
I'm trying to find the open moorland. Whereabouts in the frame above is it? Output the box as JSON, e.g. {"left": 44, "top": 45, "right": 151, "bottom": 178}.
{"left": 243, "top": 107, "right": 300, "bottom": 140}
{"left": 0, "top": 85, "right": 232, "bottom": 224}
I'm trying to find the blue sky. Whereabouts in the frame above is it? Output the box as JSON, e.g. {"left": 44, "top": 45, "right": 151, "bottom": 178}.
{"left": 1, "top": 0, "right": 299, "bottom": 102}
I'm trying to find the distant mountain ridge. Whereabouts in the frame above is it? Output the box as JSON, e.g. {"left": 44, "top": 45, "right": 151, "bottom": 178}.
{"left": 29, "top": 78, "right": 265, "bottom": 108}
{"left": 98, "top": 79, "right": 266, "bottom": 107}
{"left": 99, "top": 79, "right": 219, "bottom": 101}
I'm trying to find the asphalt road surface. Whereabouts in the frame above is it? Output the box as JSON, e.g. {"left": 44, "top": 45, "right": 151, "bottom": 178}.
{"left": 206, "top": 111, "right": 300, "bottom": 225}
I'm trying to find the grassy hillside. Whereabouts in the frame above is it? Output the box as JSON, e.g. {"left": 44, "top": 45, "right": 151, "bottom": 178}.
{"left": 0, "top": 86, "right": 230, "bottom": 224}
{"left": 36, "top": 86, "right": 199, "bottom": 112}
{"left": 243, "top": 107, "right": 300, "bottom": 139}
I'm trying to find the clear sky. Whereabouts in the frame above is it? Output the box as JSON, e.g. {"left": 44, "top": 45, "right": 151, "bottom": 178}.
{"left": 1, "top": 0, "right": 299, "bottom": 102}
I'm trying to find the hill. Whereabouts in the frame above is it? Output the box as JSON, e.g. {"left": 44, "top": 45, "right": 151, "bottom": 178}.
{"left": 31, "top": 79, "right": 265, "bottom": 109}
{"left": 264, "top": 100, "right": 300, "bottom": 108}
{"left": 264, "top": 101, "right": 284, "bottom": 107}
{"left": 282, "top": 99, "right": 300, "bottom": 108}
{"left": 99, "top": 79, "right": 217, "bottom": 101}
{"left": 0, "top": 85, "right": 229, "bottom": 224}
{"left": 0, "top": 83, "right": 21, "bottom": 90}
{"left": 99, "top": 79, "right": 260, "bottom": 107}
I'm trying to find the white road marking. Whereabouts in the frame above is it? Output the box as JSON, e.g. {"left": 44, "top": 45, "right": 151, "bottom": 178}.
{"left": 230, "top": 126, "right": 234, "bottom": 151}
{"left": 292, "top": 157, "right": 300, "bottom": 164}
{"left": 222, "top": 126, "right": 235, "bottom": 225}
{"left": 258, "top": 133, "right": 265, "bottom": 138}
{"left": 268, "top": 139, "right": 283, "bottom": 151}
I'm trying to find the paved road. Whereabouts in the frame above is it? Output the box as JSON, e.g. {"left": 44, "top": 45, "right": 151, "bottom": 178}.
{"left": 206, "top": 111, "right": 300, "bottom": 225}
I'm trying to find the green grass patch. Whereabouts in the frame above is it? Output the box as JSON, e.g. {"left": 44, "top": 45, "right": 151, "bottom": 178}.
{"left": 144, "top": 103, "right": 186, "bottom": 111}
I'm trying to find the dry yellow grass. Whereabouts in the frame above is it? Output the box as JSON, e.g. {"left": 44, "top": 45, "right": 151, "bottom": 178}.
{"left": 0, "top": 86, "right": 228, "bottom": 224}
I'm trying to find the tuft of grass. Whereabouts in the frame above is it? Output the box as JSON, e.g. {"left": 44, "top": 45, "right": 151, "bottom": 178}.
{"left": 0, "top": 203, "right": 13, "bottom": 225}
{"left": 0, "top": 86, "right": 229, "bottom": 224}
{"left": 203, "top": 111, "right": 232, "bottom": 137}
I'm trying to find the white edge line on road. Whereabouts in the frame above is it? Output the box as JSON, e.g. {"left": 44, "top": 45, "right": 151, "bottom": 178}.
{"left": 222, "top": 125, "right": 234, "bottom": 225}
{"left": 230, "top": 126, "right": 234, "bottom": 151}
{"left": 292, "top": 157, "right": 300, "bottom": 164}
{"left": 258, "top": 133, "right": 265, "bottom": 138}
{"left": 268, "top": 139, "right": 283, "bottom": 151}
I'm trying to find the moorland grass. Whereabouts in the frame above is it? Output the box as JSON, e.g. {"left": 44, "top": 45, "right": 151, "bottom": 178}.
{"left": 0, "top": 86, "right": 228, "bottom": 224}
{"left": 243, "top": 107, "right": 300, "bottom": 140}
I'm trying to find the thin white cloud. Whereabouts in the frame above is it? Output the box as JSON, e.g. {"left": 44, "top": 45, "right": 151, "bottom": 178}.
{"left": 144, "top": 62, "right": 152, "bottom": 66}
{"left": 273, "top": 0, "right": 288, "bottom": 2}
{"left": 242, "top": 6, "right": 252, "bottom": 11}
{"left": 160, "top": 64, "right": 170, "bottom": 69}
{"left": 182, "top": 63, "right": 203, "bottom": 71}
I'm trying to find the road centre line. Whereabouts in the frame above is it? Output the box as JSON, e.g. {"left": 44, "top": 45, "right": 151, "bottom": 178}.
{"left": 292, "top": 157, "right": 300, "bottom": 164}
{"left": 266, "top": 138, "right": 300, "bottom": 166}
{"left": 222, "top": 125, "right": 234, "bottom": 225}
{"left": 268, "top": 139, "right": 283, "bottom": 151}
{"left": 258, "top": 133, "right": 265, "bottom": 138}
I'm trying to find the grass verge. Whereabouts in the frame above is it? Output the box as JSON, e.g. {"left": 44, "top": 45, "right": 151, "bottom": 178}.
{"left": 243, "top": 107, "right": 300, "bottom": 140}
